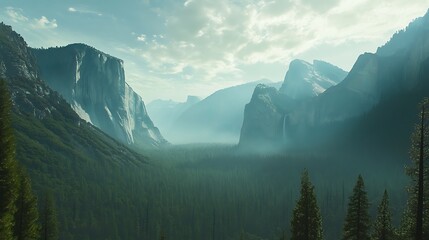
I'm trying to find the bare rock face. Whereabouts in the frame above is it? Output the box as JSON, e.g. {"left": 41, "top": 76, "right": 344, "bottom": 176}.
{"left": 239, "top": 84, "right": 287, "bottom": 148}
{"left": 279, "top": 59, "right": 347, "bottom": 100}
{"left": 32, "top": 44, "right": 166, "bottom": 146}
{"left": 239, "top": 60, "right": 347, "bottom": 148}
{"left": 0, "top": 24, "right": 38, "bottom": 81}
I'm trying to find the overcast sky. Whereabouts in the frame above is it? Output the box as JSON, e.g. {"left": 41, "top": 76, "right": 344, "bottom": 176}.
{"left": 1, "top": 0, "right": 428, "bottom": 102}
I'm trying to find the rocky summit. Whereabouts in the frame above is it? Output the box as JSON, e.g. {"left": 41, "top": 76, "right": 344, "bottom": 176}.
{"left": 32, "top": 44, "right": 166, "bottom": 147}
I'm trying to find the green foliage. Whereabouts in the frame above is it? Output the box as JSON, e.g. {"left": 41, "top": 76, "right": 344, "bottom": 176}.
{"left": 160, "top": 229, "right": 166, "bottom": 240}
{"left": 41, "top": 192, "right": 59, "bottom": 240}
{"left": 342, "top": 175, "right": 371, "bottom": 240}
{"left": 0, "top": 79, "right": 19, "bottom": 240}
{"left": 14, "top": 168, "right": 40, "bottom": 240}
{"left": 400, "top": 98, "right": 429, "bottom": 240}
{"left": 371, "top": 190, "right": 396, "bottom": 240}
{"left": 290, "top": 170, "right": 323, "bottom": 240}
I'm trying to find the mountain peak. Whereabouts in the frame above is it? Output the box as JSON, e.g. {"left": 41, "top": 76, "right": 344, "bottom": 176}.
{"left": 279, "top": 59, "right": 347, "bottom": 100}
{"left": 0, "top": 23, "right": 39, "bottom": 81}
{"left": 186, "top": 95, "right": 201, "bottom": 104}
{"left": 32, "top": 44, "right": 166, "bottom": 146}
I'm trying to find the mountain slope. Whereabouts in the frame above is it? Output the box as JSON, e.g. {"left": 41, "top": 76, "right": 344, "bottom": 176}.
{"left": 239, "top": 60, "right": 347, "bottom": 148}
{"left": 147, "top": 95, "right": 200, "bottom": 139}
{"left": 239, "top": 10, "right": 429, "bottom": 154}
{"left": 32, "top": 44, "right": 166, "bottom": 147}
{"left": 169, "top": 80, "right": 280, "bottom": 144}
{"left": 0, "top": 22, "right": 150, "bottom": 238}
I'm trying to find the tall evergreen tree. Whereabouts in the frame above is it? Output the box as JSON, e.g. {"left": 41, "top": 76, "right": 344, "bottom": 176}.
{"left": 41, "top": 192, "right": 59, "bottom": 240}
{"left": 278, "top": 230, "right": 287, "bottom": 240}
{"left": 342, "top": 175, "right": 370, "bottom": 240}
{"left": 13, "top": 168, "right": 40, "bottom": 240}
{"left": 400, "top": 98, "right": 429, "bottom": 239}
{"left": 371, "top": 190, "right": 395, "bottom": 240}
{"left": 159, "top": 229, "right": 166, "bottom": 240}
{"left": 0, "top": 79, "right": 19, "bottom": 240}
{"left": 290, "top": 170, "right": 323, "bottom": 240}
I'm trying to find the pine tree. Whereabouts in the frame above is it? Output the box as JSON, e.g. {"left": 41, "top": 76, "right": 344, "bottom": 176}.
{"left": 41, "top": 192, "right": 59, "bottom": 240}
{"left": 371, "top": 190, "right": 395, "bottom": 240}
{"left": 290, "top": 170, "right": 323, "bottom": 240}
{"left": 0, "top": 79, "right": 19, "bottom": 240}
{"left": 159, "top": 229, "right": 166, "bottom": 240}
{"left": 400, "top": 98, "right": 429, "bottom": 239}
{"left": 278, "top": 230, "right": 287, "bottom": 240}
{"left": 342, "top": 175, "right": 370, "bottom": 240}
{"left": 13, "top": 168, "right": 40, "bottom": 240}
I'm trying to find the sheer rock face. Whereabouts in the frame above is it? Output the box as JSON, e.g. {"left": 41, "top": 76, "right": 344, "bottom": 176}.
{"left": 32, "top": 44, "right": 166, "bottom": 146}
{"left": 279, "top": 59, "right": 347, "bottom": 100}
{"left": 239, "top": 60, "right": 347, "bottom": 148}
{"left": 239, "top": 84, "right": 287, "bottom": 148}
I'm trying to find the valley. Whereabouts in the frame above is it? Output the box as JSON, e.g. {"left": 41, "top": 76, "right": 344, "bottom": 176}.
{"left": 1, "top": 3, "right": 429, "bottom": 240}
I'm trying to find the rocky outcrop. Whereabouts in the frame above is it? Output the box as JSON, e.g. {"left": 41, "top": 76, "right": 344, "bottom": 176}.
{"left": 239, "top": 59, "right": 347, "bottom": 147}
{"left": 32, "top": 44, "right": 166, "bottom": 146}
{"left": 279, "top": 59, "right": 347, "bottom": 99}
{"left": 0, "top": 24, "right": 38, "bottom": 81}
{"left": 239, "top": 84, "right": 287, "bottom": 148}
{"left": 169, "top": 80, "right": 279, "bottom": 144}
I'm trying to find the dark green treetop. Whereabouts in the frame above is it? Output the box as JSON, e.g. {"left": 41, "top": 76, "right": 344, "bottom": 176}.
{"left": 290, "top": 169, "right": 323, "bottom": 240}
{"left": 342, "top": 175, "right": 370, "bottom": 240}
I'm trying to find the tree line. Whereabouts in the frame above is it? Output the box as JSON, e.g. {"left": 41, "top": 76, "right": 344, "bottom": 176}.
{"left": 283, "top": 98, "right": 429, "bottom": 240}
{"left": 0, "top": 80, "right": 59, "bottom": 240}
{"left": 2, "top": 74, "right": 428, "bottom": 239}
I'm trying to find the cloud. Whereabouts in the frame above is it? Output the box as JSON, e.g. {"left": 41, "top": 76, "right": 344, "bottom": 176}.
{"left": 117, "top": 0, "right": 429, "bottom": 101}
{"left": 137, "top": 34, "right": 146, "bottom": 42}
{"left": 4, "top": 7, "right": 58, "bottom": 29}
{"left": 31, "top": 16, "right": 58, "bottom": 29}
{"left": 184, "top": 0, "right": 194, "bottom": 7}
{"left": 132, "top": 0, "right": 427, "bottom": 76}
{"left": 67, "top": 6, "right": 102, "bottom": 16}
{"left": 6, "top": 7, "right": 28, "bottom": 22}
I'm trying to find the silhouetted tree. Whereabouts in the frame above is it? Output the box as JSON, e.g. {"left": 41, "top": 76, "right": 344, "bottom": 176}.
{"left": 278, "top": 230, "right": 287, "bottom": 240}
{"left": 401, "top": 98, "right": 429, "bottom": 240}
{"left": 41, "top": 192, "right": 59, "bottom": 240}
{"left": 0, "top": 79, "right": 19, "bottom": 240}
{"left": 14, "top": 169, "right": 40, "bottom": 240}
{"left": 290, "top": 170, "right": 323, "bottom": 240}
{"left": 342, "top": 175, "right": 370, "bottom": 240}
{"left": 371, "top": 190, "right": 395, "bottom": 240}
{"left": 159, "top": 229, "right": 166, "bottom": 240}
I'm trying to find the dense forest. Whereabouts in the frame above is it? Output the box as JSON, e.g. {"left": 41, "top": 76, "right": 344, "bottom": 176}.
{"left": 2, "top": 72, "right": 429, "bottom": 239}
{"left": 1, "top": 4, "right": 429, "bottom": 239}
{"left": 0, "top": 92, "right": 416, "bottom": 240}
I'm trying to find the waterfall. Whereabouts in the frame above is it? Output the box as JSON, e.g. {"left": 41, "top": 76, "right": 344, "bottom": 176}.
{"left": 283, "top": 114, "right": 287, "bottom": 142}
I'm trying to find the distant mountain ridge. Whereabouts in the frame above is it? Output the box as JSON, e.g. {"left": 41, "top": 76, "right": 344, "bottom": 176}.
{"left": 0, "top": 22, "right": 145, "bottom": 168}
{"left": 168, "top": 79, "right": 280, "bottom": 144}
{"left": 239, "top": 9, "right": 429, "bottom": 152}
{"left": 32, "top": 44, "right": 166, "bottom": 147}
{"left": 147, "top": 95, "right": 200, "bottom": 140}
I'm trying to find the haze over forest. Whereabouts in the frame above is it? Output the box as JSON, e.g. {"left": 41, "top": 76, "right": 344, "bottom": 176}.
{"left": 1, "top": 1, "right": 429, "bottom": 240}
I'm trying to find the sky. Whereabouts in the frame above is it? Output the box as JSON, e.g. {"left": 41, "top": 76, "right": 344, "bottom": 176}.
{"left": 0, "top": 0, "right": 428, "bottom": 102}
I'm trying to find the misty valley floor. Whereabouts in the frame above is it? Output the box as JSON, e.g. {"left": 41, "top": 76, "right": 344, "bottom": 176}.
{"left": 73, "top": 143, "right": 407, "bottom": 240}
